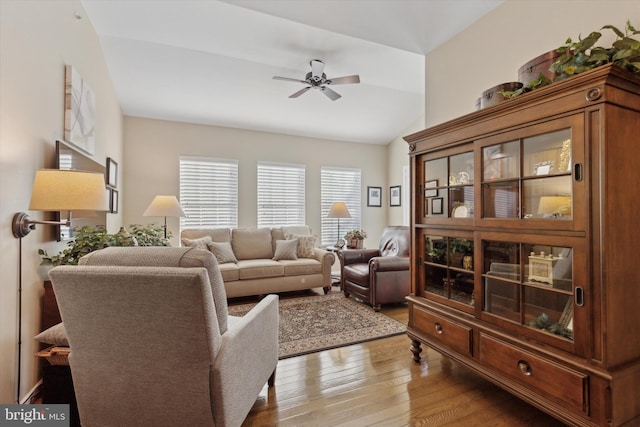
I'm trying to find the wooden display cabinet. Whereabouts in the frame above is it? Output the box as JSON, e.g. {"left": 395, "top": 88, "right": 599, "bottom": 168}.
{"left": 404, "top": 64, "right": 640, "bottom": 427}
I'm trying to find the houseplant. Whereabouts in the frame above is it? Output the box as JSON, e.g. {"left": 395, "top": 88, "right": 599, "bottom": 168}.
{"left": 39, "top": 224, "right": 171, "bottom": 266}
{"left": 344, "top": 229, "right": 367, "bottom": 249}
{"left": 504, "top": 20, "right": 640, "bottom": 98}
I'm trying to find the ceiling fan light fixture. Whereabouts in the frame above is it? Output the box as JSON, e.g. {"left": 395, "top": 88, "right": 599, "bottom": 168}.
{"left": 273, "top": 59, "right": 360, "bottom": 101}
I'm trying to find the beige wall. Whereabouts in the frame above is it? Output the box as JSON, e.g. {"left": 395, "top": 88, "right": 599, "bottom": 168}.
{"left": 425, "top": 0, "right": 640, "bottom": 127}
{"left": 123, "top": 117, "right": 389, "bottom": 248}
{"left": 0, "top": 1, "right": 123, "bottom": 402}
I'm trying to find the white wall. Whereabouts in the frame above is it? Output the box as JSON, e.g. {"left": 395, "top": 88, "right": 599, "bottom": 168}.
{"left": 425, "top": 0, "right": 640, "bottom": 127}
{"left": 387, "top": 115, "right": 424, "bottom": 226}
{"left": 123, "top": 117, "right": 389, "bottom": 248}
{"left": 0, "top": 1, "right": 123, "bottom": 402}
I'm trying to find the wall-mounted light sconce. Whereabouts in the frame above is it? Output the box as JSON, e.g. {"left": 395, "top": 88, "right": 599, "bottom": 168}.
{"left": 12, "top": 169, "right": 109, "bottom": 238}
{"left": 142, "top": 195, "right": 186, "bottom": 238}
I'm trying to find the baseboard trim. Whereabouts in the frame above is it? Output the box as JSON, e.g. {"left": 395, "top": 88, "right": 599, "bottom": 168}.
{"left": 19, "top": 379, "right": 42, "bottom": 404}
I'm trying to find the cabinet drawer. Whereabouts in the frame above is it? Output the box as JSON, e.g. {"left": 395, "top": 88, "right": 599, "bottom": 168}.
{"left": 478, "top": 333, "right": 588, "bottom": 414}
{"left": 412, "top": 306, "right": 472, "bottom": 356}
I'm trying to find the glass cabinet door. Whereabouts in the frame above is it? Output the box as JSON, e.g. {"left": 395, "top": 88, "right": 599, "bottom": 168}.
{"left": 422, "top": 233, "right": 475, "bottom": 313}
{"left": 419, "top": 149, "right": 474, "bottom": 222}
{"left": 479, "top": 114, "right": 584, "bottom": 231}
{"left": 480, "top": 234, "right": 586, "bottom": 352}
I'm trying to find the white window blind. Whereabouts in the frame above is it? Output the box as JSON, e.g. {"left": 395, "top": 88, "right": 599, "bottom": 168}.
{"left": 257, "top": 161, "right": 305, "bottom": 228}
{"left": 321, "top": 167, "right": 361, "bottom": 246}
{"left": 179, "top": 156, "right": 238, "bottom": 229}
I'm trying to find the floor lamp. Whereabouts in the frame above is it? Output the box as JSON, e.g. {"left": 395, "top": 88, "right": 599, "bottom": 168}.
{"left": 142, "top": 195, "right": 186, "bottom": 239}
{"left": 12, "top": 169, "right": 109, "bottom": 402}
{"left": 327, "top": 202, "right": 351, "bottom": 246}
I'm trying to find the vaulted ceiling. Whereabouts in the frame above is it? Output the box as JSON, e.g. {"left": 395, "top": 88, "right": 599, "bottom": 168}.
{"left": 82, "top": 0, "right": 502, "bottom": 144}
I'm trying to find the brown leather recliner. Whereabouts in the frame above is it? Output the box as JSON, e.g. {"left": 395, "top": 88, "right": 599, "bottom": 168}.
{"left": 339, "top": 226, "right": 410, "bottom": 311}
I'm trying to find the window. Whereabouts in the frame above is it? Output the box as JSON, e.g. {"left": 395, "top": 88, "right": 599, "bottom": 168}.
{"left": 179, "top": 156, "right": 238, "bottom": 229}
{"left": 321, "top": 167, "right": 361, "bottom": 245}
{"left": 257, "top": 161, "right": 305, "bottom": 228}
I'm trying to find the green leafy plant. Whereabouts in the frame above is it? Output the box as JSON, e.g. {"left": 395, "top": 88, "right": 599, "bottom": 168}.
{"left": 344, "top": 229, "right": 367, "bottom": 240}
{"left": 503, "top": 20, "right": 640, "bottom": 99}
{"left": 39, "top": 224, "right": 171, "bottom": 266}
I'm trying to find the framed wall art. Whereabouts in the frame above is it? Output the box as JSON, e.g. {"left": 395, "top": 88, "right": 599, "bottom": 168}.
{"left": 390, "top": 185, "right": 401, "bottom": 207}
{"left": 106, "top": 157, "right": 118, "bottom": 188}
{"left": 425, "top": 180, "right": 438, "bottom": 197}
{"left": 64, "top": 65, "right": 96, "bottom": 154}
{"left": 110, "top": 189, "right": 119, "bottom": 214}
{"left": 431, "top": 197, "right": 444, "bottom": 215}
{"left": 367, "top": 186, "right": 382, "bottom": 207}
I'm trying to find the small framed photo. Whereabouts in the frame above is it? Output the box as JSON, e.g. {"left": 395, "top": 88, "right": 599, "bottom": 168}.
{"left": 431, "top": 197, "right": 443, "bottom": 215}
{"left": 534, "top": 160, "right": 553, "bottom": 176}
{"left": 106, "top": 157, "right": 118, "bottom": 188}
{"left": 425, "top": 180, "right": 438, "bottom": 197}
{"left": 390, "top": 185, "right": 401, "bottom": 207}
{"left": 110, "top": 189, "right": 119, "bottom": 214}
{"left": 367, "top": 186, "right": 382, "bottom": 207}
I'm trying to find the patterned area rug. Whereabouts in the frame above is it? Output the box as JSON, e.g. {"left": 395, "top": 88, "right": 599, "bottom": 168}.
{"left": 228, "top": 292, "right": 407, "bottom": 359}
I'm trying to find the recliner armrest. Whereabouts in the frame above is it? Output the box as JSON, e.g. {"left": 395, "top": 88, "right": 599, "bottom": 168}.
{"left": 212, "top": 295, "right": 279, "bottom": 424}
{"left": 340, "top": 249, "right": 380, "bottom": 266}
{"left": 370, "top": 256, "right": 409, "bottom": 272}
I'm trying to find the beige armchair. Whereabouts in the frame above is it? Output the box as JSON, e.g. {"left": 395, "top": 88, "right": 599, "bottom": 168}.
{"left": 49, "top": 247, "right": 278, "bottom": 427}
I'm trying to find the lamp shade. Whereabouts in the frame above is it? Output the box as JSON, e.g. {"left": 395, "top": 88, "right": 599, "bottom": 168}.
{"left": 29, "top": 169, "right": 109, "bottom": 211}
{"left": 537, "top": 196, "right": 572, "bottom": 216}
{"left": 143, "top": 195, "right": 186, "bottom": 218}
{"left": 327, "top": 202, "right": 351, "bottom": 219}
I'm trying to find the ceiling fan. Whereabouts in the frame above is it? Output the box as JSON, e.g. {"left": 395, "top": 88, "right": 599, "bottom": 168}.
{"left": 273, "top": 59, "right": 360, "bottom": 101}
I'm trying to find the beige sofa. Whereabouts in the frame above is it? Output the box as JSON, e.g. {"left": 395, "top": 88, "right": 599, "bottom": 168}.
{"left": 181, "top": 226, "right": 335, "bottom": 298}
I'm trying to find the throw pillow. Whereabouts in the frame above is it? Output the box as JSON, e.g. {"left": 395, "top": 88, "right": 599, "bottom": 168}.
{"left": 273, "top": 239, "right": 298, "bottom": 261}
{"left": 207, "top": 241, "right": 238, "bottom": 264}
{"left": 181, "top": 235, "right": 212, "bottom": 249}
{"left": 286, "top": 234, "right": 316, "bottom": 258}
{"left": 34, "top": 323, "right": 69, "bottom": 347}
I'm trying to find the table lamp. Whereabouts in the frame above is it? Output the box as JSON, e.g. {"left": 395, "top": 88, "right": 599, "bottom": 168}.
{"left": 142, "top": 195, "right": 186, "bottom": 238}
{"left": 327, "top": 201, "right": 351, "bottom": 245}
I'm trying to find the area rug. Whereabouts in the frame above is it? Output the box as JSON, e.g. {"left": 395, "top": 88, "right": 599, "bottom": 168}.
{"left": 228, "top": 292, "right": 407, "bottom": 359}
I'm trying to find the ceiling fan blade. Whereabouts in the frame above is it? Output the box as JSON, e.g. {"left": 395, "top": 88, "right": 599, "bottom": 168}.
{"left": 328, "top": 75, "right": 360, "bottom": 85}
{"left": 311, "top": 59, "right": 325, "bottom": 80}
{"left": 289, "top": 86, "right": 311, "bottom": 98}
{"left": 320, "top": 86, "right": 341, "bottom": 101}
{"left": 273, "top": 76, "right": 307, "bottom": 84}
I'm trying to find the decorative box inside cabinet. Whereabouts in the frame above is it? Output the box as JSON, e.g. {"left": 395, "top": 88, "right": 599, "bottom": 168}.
{"left": 405, "top": 65, "right": 640, "bottom": 426}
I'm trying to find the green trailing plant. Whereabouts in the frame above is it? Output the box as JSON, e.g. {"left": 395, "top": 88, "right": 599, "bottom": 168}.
{"left": 503, "top": 20, "right": 640, "bottom": 99}
{"left": 39, "top": 224, "right": 171, "bottom": 266}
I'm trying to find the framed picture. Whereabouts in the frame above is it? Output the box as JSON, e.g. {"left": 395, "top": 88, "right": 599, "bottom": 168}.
{"left": 425, "top": 180, "right": 438, "bottom": 197}
{"left": 431, "top": 197, "right": 443, "bottom": 215}
{"left": 106, "top": 157, "right": 118, "bottom": 188}
{"left": 534, "top": 160, "right": 554, "bottom": 176}
{"left": 110, "top": 189, "right": 119, "bottom": 214}
{"left": 390, "top": 185, "right": 401, "bottom": 207}
{"left": 64, "top": 65, "right": 96, "bottom": 155}
{"left": 367, "top": 186, "right": 382, "bottom": 207}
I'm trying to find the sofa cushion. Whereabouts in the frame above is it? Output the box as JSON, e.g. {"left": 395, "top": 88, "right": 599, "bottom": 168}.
{"left": 232, "top": 228, "right": 273, "bottom": 260}
{"left": 237, "top": 259, "right": 284, "bottom": 280}
{"left": 208, "top": 241, "right": 238, "bottom": 264}
{"left": 181, "top": 235, "right": 212, "bottom": 249}
{"left": 280, "top": 258, "right": 322, "bottom": 276}
{"left": 181, "top": 228, "right": 231, "bottom": 243}
{"left": 218, "top": 263, "right": 240, "bottom": 282}
{"left": 286, "top": 234, "right": 316, "bottom": 258}
{"left": 273, "top": 239, "right": 298, "bottom": 261}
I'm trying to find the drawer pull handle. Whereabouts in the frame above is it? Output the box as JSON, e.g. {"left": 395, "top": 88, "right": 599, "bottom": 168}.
{"left": 434, "top": 322, "right": 443, "bottom": 334}
{"left": 518, "top": 360, "right": 532, "bottom": 376}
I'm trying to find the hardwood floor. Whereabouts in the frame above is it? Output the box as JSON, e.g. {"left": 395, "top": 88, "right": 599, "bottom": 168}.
{"left": 241, "top": 290, "right": 567, "bottom": 426}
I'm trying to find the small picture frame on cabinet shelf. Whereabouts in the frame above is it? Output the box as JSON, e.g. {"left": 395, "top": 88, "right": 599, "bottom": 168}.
{"left": 424, "top": 180, "right": 438, "bottom": 197}
{"left": 431, "top": 197, "right": 443, "bottom": 215}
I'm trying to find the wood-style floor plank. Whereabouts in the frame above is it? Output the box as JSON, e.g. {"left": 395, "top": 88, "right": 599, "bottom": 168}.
{"left": 238, "top": 290, "right": 567, "bottom": 426}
